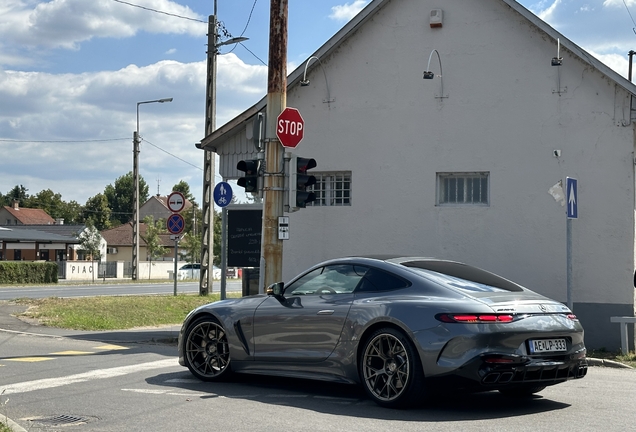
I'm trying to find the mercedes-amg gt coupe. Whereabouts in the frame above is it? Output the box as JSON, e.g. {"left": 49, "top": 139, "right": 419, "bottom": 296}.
{"left": 178, "top": 256, "right": 587, "bottom": 408}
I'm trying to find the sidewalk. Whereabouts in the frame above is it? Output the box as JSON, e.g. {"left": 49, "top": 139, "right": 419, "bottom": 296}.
{"left": 0, "top": 301, "right": 181, "bottom": 345}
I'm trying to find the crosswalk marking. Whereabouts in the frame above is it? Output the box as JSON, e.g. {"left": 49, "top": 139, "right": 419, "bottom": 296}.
{"left": 94, "top": 344, "right": 129, "bottom": 350}
{"left": 5, "top": 357, "right": 56, "bottom": 362}
{"left": 2, "top": 358, "right": 178, "bottom": 395}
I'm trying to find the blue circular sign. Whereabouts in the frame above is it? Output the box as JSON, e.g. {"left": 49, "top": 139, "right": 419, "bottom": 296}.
{"left": 214, "top": 182, "right": 233, "bottom": 208}
{"left": 167, "top": 213, "right": 185, "bottom": 234}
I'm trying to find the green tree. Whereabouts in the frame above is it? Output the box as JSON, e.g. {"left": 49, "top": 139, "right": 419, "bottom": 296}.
{"left": 213, "top": 209, "right": 221, "bottom": 266}
{"left": 172, "top": 180, "right": 196, "bottom": 205}
{"left": 180, "top": 232, "right": 201, "bottom": 264}
{"left": 104, "top": 172, "right": 149, "bottom": 225}
{"left": 6, "top": 185, "right": 29, "bottom": 206}
{"left": 23, "top": 189, "right": 82, "bottom": 223}
{"left": 84, "top": 193, "right": 113, "bottom": 231}
{"left": 142, "top": 216, "right": 167, "bottom": 279}
{"left": 78, "top": 222, "right": 103, "bottom": 283}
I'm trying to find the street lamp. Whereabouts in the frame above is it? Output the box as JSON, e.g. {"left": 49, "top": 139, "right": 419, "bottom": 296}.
{"left": 132, "top": 97, "right": 173, "bottom": 281}
{"left": 199, "top": 7, "right": 248, "bottom": 296}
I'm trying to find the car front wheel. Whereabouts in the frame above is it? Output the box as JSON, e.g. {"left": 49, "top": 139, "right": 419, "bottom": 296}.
{"left": 183, "top": 316, "right": 232, "bottom": 381}
{"left": 360, "top": 327, "right": 425, "bottom": 408}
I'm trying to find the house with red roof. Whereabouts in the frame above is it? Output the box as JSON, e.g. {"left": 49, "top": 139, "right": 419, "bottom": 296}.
{"left": 0, "top": 200, "right": 55, "bottom": 225}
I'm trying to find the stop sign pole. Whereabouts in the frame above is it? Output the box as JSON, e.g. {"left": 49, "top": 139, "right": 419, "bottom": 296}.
{"left": 261, "top": 0, "right": 289, "bottom": 294}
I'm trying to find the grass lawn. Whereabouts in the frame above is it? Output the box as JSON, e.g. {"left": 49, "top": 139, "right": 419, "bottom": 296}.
{"left": 11, "top": 294, "right": 239, "bottom": 330}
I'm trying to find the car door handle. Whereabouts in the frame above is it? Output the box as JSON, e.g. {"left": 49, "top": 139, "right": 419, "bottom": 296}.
{"left": 317, "top": 310, "right": 335, "bottom": 315}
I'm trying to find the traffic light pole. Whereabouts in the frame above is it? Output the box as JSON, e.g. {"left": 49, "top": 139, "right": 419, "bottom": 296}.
{"left": 261, "top": 0, "right": 288, "bottom": 290}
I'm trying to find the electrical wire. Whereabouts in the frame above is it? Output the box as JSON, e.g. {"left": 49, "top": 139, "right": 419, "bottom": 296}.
{"left": 110, "top": 0, "right": 207, "bottom": 23}
{"left": 141, "top": 138, "right": 203, "bottom": 171}
{"left": 0, "top": 138, "right": 128, "bottom": 143}
{"left": 623, "top": 0, "right": 636, "bottom": 34}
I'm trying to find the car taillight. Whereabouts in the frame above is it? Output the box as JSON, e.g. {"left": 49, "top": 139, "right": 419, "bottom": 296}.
{"left": 567, "top": 314, "right": 578, "bottom": 321}
{"left": 436, "top": 313, "right": 515, "bottom": 323}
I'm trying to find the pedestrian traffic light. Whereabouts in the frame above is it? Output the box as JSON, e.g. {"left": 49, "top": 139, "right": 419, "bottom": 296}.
{"left": 237, "top": 159, "right": 260, "bottom": 193}
{"left": 289, "top": 154, "right": 317, "bottom": 209}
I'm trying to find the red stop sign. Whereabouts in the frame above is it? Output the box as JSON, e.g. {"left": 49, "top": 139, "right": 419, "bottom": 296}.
{"left": 276, "top": 107, "right": 305, "bottom": 148}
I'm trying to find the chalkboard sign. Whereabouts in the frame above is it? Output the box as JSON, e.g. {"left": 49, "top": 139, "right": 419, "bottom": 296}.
{"left": 227, "top": 209, "right": 262, "bottom": 267}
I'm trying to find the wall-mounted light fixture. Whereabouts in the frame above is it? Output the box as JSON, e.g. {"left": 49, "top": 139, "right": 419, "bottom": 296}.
{"left": 423, "top": 49, "right": 448, "bottom": 99}
{"left": 300, "top": 56, "right": 334, "bottom": 104}
{"left": 551, "top": 38, "right": 563, "bottom": 66}
{"left": 551, "top": 38, "right": 566, "bottom": 95}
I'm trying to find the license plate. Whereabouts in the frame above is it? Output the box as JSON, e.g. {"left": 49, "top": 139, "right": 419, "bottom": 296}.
{"left": 529, "top": 338, "right": 567, "bottom": 353}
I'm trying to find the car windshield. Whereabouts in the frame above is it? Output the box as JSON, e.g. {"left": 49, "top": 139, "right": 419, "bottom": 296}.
{"left": 402, "top": 260, "right": 524, "bottom": 293}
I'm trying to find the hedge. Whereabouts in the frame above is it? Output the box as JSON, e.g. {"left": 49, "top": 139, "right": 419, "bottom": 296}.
{"left": 0, "top": 261, "right": 59, "bottom": 284}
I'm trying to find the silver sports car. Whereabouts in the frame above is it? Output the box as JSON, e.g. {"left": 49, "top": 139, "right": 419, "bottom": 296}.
{"left": 178, "top": 256, "right": 588, "bottom": 408}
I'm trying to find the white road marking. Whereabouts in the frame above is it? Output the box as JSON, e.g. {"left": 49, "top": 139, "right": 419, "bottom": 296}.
{"left": 1, "top": 358, "right": 178, "bottom": 395}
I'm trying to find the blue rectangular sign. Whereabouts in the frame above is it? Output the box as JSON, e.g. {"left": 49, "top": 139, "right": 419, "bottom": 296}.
{"left": 566, "top": 177, "right": 578, "bottom": 219}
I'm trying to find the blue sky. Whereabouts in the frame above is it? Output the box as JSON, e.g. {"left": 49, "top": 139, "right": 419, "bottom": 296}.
{"left": 0, "top": 0, "right": 634, "bottom": 207}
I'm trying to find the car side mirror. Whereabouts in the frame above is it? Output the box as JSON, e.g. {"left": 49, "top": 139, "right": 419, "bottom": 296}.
{"left": 267, "top": 282, "right": 285, "bottom": 297}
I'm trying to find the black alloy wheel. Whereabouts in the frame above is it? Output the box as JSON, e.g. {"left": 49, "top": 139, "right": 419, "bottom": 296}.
{"left": 184, "top": 316, "right": 232, "bottom": 381}
{"left": 360, "top": 327, "right": 425, "bottom": 408}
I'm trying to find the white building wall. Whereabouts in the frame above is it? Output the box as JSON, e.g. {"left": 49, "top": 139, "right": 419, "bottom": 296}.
{"left": 279, "top": 0, "right": 634, "bottom": 349}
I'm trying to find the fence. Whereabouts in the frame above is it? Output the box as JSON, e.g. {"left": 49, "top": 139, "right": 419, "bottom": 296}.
{"left": 98, "top": 261, "right": 117, "bottom": 278}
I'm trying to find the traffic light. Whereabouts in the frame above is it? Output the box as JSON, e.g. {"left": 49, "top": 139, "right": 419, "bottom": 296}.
{"left": 237, "top": 159, "right": 260, "bottom": 193}
{"left": 290, "top": 154, "right": 317, "bottom": 209}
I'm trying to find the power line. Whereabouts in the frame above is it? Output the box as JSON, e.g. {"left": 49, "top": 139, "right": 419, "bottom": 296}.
{"left": 623, "top": 0, "right": 636, "bottom": 34}
{"left": 110, "top": 0, "right": 207, "bottom": 23}
{"left": 0, "top": 138, "right": 129, "bottom": 143}
{"left": 142, "top": 138, "right": 203, "bottom": 171}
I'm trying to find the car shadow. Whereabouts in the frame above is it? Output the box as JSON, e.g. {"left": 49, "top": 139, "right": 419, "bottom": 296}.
{"left": 146, "top": 371, "right": 570, "bottom": 421}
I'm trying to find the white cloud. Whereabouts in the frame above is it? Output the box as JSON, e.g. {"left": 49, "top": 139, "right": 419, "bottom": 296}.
{"left": 329, "top": 0, "right": 369, "bottom": 22}
{"left": 0, "top": 54, "right": 267, "bottom": 203}
{"left": 603, "top": 0, "right": 636, "bottom": 7}
{"left": 0, "top": 0, "right": 205, "bottom": 51}
{"left": 535, "top": 0, "right": 562, "bottom": 22}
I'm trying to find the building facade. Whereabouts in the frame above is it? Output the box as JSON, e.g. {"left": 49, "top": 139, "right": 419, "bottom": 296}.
{"left": 202, "top": 0, "right": 636, "bottom": 350}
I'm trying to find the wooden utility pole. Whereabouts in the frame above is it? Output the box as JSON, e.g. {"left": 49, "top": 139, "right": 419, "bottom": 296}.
{"left": 261, "top": 0, "right": 288, "bottom": 289}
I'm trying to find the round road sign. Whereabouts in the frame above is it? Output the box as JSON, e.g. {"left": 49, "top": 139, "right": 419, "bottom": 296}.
{"left": 276, "top": 107, "right": 305, "bottom": 148}
{"left": 214, "top": 182, "right": 233, "bottom": 208}
{"left": 167, "top": 213, "right": 185, "bottom": 235}
{"left": 167, "top": 191, "right": 186, "bottom": 213}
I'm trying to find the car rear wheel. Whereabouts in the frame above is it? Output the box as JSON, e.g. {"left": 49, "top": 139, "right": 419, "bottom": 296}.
{"left": 499, "top": 385, "right": 546, "bottom": 397}
{"left": 360, "top": 327, "right": 425, "bottom": 408}
{"left": 184, "top": 316, "right": 232, "bottom": 381}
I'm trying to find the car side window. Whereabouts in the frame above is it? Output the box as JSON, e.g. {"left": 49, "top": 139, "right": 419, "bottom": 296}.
{"left": 286, "top": 265, "right": 365, "bottom": 295}
{"left": 355, "top": 267, "right": 411, "bottom": 293}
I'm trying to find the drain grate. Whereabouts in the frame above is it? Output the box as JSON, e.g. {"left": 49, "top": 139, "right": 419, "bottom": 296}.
{"left": 30, "top": 414, "right": 91, "bottom": 426}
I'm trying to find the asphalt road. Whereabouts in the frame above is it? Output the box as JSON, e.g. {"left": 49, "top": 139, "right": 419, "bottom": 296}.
{"left": 0, "top": 280, "right": 243, "bottom": 300}
{"left": 1, "top": 329, "right": 635, "bottom": 432}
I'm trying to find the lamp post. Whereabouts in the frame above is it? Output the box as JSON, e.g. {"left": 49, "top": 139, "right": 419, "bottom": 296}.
{"left": 132, "top": 97, "right": 173, "bottom": 281}
{"left": 199, "top": 5, "right": 247, "bottom": 296}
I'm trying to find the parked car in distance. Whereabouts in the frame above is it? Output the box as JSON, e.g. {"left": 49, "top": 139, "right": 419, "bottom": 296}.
{"left": 178, "top": 255, "right": 588, "bottom": 408}
{"left": 178, "top": 263, "right": 222, "bottom": 280}
{"left": 177, "top": 263, "right": 200, "bottom": 280}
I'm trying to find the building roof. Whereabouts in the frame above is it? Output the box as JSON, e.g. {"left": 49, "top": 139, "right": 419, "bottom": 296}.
{"left": 141, "top": 195, "right": 194, "bottom": 214}
{"left": 100, "top": 222, "right": 174, "bottom": 247}
{"left": 0, "top": 227, "right": 80, "bottom": 244}
{"left": 3, "top": 224, "right": 87, "bottom": 238}
{"left": 2, "top": 205, "right": 56, "bottom": 225}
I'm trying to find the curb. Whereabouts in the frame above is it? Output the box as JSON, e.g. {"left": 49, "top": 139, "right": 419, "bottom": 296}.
{"left": 587, "top": 357, "right": 633, "bottom": 369}
{"left": 2, "top": 416, "right": 27, "bottom": 432}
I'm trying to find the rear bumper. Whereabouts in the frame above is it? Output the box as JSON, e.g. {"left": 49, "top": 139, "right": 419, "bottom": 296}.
{"left": 427, "top": 352, "right": 588, "bottom": 391}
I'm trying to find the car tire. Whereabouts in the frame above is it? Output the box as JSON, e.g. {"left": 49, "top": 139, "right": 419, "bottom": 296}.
{"left": 183, "top": 316, "right": 233, "bottom": 382}
{"left": 359, "top": 327, "right": 425, "bottom": 408}
{"left": 498, "top": 385, "right": 546, "bottom": 397}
